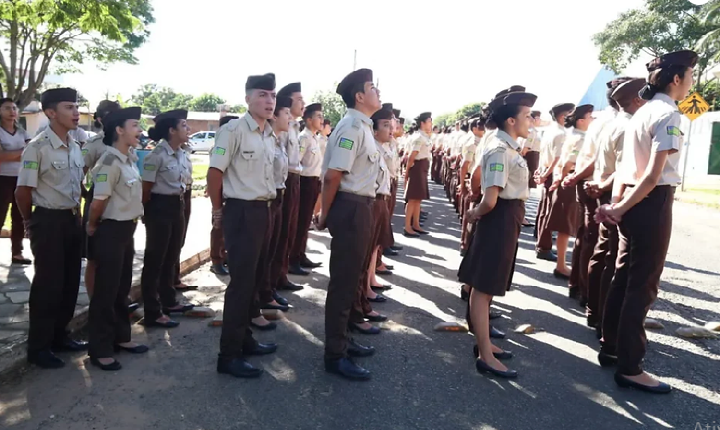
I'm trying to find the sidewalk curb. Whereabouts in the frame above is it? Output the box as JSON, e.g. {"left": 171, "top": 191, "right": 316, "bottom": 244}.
{"left": 0, "top": 248, "right": 211, "bottom": 379}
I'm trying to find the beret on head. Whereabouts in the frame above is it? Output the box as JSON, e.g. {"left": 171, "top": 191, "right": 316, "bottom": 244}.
{"left": 94, "top": 100, "right": 121, "bottom": 120}
{"left": 489, "top": 91, "right": 537, "bottom": 112}
{"left": 278, "top": 82, "right": 302, "bottom": 98}
{"left": 154, "top": 109, "right": 188, "bottom": 123}
{"left": 611, "top": 78, "right": 647, "bottom": 102}
{"left": 415, "top": 112, "right": 432, "bottom": 123}
{"left": 646, "top": 50, "right": 698, "bottom": 72}
{"left": 381, "top": 103, "right": 393, "bottom": 112}
{"left": 41, "top": 88, "right": 78, "bottom": 107}
{"left": 336, "top": 68, "right": 374, "bottom": 99}
{"left": 219, "top": 115, "right": 239, "bottom": 127}
{"left": 568, "top": 104, "right": 594, "bottom": 120}
{"left": 371, "top": 108, "right": 394, "bottom": 122}
{"left": 399, "top": 117, "right": 405, "bottom": 124}
{"left": 392, "top": 108, "right": 401, "bottom": 118}
{"left": 275, "top": 96, "right": 293, "bottom": 110}
{"left": 550, "top": 103, "right": 575, "bottom": 118}
{"left": 304, "top": 103, "right": 322, "bottom": 116}
{"left": 245, "top": 73, "right": 276, "bottom": 91}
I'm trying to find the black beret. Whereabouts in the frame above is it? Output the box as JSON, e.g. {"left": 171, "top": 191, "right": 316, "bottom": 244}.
{"left": 276, "top": 96, "right": 293, "bottom": 110}
{"left": 41, "top": 88, "right": 78, "bottom": 107}
{"left": 94, "top": 100, "right": 120, "bottom": 118}
{"left": 611, "top": 78, "right": 647, "bottom": 101}
{"left": 392, "top": 108, "right": 401, "bottom": 118}
{"left": 531, "top": 110, "right": 542, "bottom": 118}
{"left": 399, "top": 117, "right": 405, "bottom": 124}
{"left": 336, "top": 68, "right": 373, "bottom": 98}
{"left": 550, "top": 103, "right": 575, "bottom": 118}
{"left": 381, "top": 103, "right": 393, "bottom": 112}
{"left": 104, "top": 106, "right": 141, "bottom": 127}
{"left": 606, "top": 76, "right": 633, "bottom": 90}
{"left": 304, "top": 103, "right": 322, "bottom": 116}
{"left": 154, "top": 109, "right": 188, "bottom": 123}
{"left": 489, "top": 91, "right": 537, "bottom": 111}
{"left": 415, "top": 112, "right": 432, "bottom": 123}
{"left": 278, "top": 82, "right": 302, "bottom": 98}
{"left": 569, "top": 104, "right": 594, "bottom": 120}
{"left": 371, "top": 109, "right": 394, "bottom": 123}
{"left": 646, "top": 49, "right": 698, "bottom": 72}
{"left": 494, "top": 85, "right": 527, "bottom": 99}
{"left": 246, "top": 73, "right": 276, "bottom": 91}
{"left": 219, "top": 115, "right": 239, "bottom": 127}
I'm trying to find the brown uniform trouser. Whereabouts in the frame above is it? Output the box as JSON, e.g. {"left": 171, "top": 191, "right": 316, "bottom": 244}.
{"left": 587, "top": 192, "right": 617, "bottom": 327}
{"left": 273, "top": 173, "right": 300, "bottom": 286}
{"left": 254, "top": 190, "right": 284, "bottom": 315}
{"left": 601, "top": 185, "right": 674, "bottom": 375}
{"left": 88, "top": 220, "right": 136, "bottom": 358}
{"left": 140, "top": 194, "right": 184, "bottom": 321}
{"left": 174, "top": 188, "right": 192, "bottom": 285}
{"left": 352, "top": 195, "right": 389, "bottom": 324}
{"left": 569, "top": 181, "right": 599, "bottom": 299}
{"left": 0, "top": 175, "right": 24, "bottom": 256}
{"left": 220, "top": 198, "right": 271, "bottom": 358}
{"left": 290, "top": 176, "right": 321, "bottom": 266}
{"left": 27, "top": 207, "right": 82, "bottom": 354}
{"left": 325, "top": 192, "right": 374, "bottom": 360}
{"left": 535, "top": 176, "right": 554, "bottom": 251}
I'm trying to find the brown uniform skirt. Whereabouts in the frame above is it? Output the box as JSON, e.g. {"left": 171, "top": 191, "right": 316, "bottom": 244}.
{"left": 524, "top": 151, "right": 540, "bottom": 189}
{"left": 458, "top": 198, "right": 524, "bottom": 297}
{"left": 545, "top": 182, "right": 580, "bottom": 236}
{"left": 375, "top": 195, "right": 393, "bottom": 249}
{"left": 405, "top": 158, "right": 430, "bottom": 200}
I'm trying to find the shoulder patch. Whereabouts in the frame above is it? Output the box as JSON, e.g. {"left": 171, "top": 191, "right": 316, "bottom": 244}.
{"left": 144, "top": 164, "right": 157, "bottom": 171}
{"left": 96, "top": 173, "right": 108, "bottom": 183}
{"left": 81, "top": 148, "right": 89, "bottom": 156}
{"left": 666, "top": 126, "right": 682, "bottom": 137}
{"left": 489, "top": 163, "right": 505, "bottom": 172}
{"left": 339, "top": 137, "right": 354, "bottom": 150}
{"left": 23, "top": 160, "right": 38, "bottom": 170}
{"left": 213, "top": 147, "right": 226, "bottom": 156}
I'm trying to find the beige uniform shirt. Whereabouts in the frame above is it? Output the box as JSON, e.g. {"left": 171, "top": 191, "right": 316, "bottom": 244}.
{"left": 375, "top": 140, "right": 392, "bottom": 196}
{"left": 462, "top": 134, "right": 481, "bottom": 166}
{"left": 410, "top": 131, "right": 432, "bottom": 160}
{"left": 91, "top": 146, "right": 143, "bottom": 220}
{"left": 279, "top": 120, "right": 302, "bottom": 174}
{"left": 555, "top": 128, "right": 586, "bottom": 179}
{"left": 473, "top": 129, "right": 497, "bottom": 172}
{"left": 17, "top": 127, "right": 84, "bottom": 209}
{"left": 482, "top": 130, "right": 529, "bottom": 201}
{"left": 141, "top": 140, "right": 190, "bottom": 195}
{"left": 539, "top": 122, "right": 567, "bottom": 169}
{"left": 321, "top": 109, "right": 380, "bottom": 198}
{"left": 181, "top": 143, "right": 193, "bottom": 187}
{"left": 299, "top": 128, "right": 323, "bottom": 178}
{"left": 619, "top": 93, "right": 684, "bottom": 186}
{"left": 0, "top": 126, "right": 31, "bottom": 176}
{"left": 594, "top": 111, "right": 631, "bottom": 183}
{"left": 387, "top": 138, "right": 400, "bottom": 178}
{"left": 209, "top": 114, "right": 276, "bottom": 201}
{"left": 576, "top": 110, "right": 617, "bottom": 174}
{"left": 519, "top": 127, "right": 541, "bottom": 152}
{"left": 83, "top": 132, "right": 139, "bottom": 175}
{"left": 274, "top": 136, "right": 289, "bottom": 190}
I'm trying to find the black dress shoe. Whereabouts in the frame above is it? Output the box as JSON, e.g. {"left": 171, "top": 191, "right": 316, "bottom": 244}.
{"left": 128, "top": 302, "right": 140, "bottom": 314}
{"left": 365, "top": 313, "right": 388, "bottom": 322}
{"left": 52, "top": 338, "right": 89, "bottom": 352}
{"left": 383, "top": 248, "right": 399, "bottom": 257}
{"left": 217, "top": 357, "right": 263, "bottom": 378}
{"left": 536, "top": 250, "right": 558, "bottom": 262}
{"left": 598, "top": 351, "right": 618, "bottom": 367}
{"left": 289, "top": 264, "right": 310, "bottom": 276}
{"left": 28, "top": 350, "right": 65, "bottom": 369}
{"left": 413, "top": 229, "right": 429, "bottom": 235}
{"left": 272, "top": 291, "right": 289, "bottom": 306}
{"left": 349, "top": 323, "right": 381, "bottom": 335}
{"left": 163, "top": 304, "right": 194, "bottom": 314}
{"left": 261, "top": 302, "right": 289, "bottom": 312}
{"left": 595, "top": 325, "right": 603, "bottom": 340}
{"left": 475, "top": 359, "right": 518, "bottom": 379}
{"left": 490, "top": 326, "right": 506, "bottom": 339}
{"left": 403, "top": 229, "right": 420, "bottom": 238}
{"left": 553, "top": 270, "right": 570, "bottom": 280}
{"left": 114, "top": 344, "right": 149, "bottom": 354}
{"left": 460, "top": 288, "right": 470, "bottom": 301}
{"left": 348, "top": 338, "right": 375, "bottom": 357}
{"left": 210, "top": 263, "right": 230, "bottom": 276}
{"left": 460, "top": 249, "right": 467, "bottom": 257}
{"left": 568, "top": 286, "right": 581, "bottom": 300}
{"left": 614, "top": 373, "right": 672, "bottom": 394}
{"left": 371, "top": 284, "right": 392, "bottom": 291}
{"left": 277, "top": 281, "right": 304, "bottom": 291}
{"left": 250, "top": 320, "right": 277, "bottom": 331}
{"left": 473, "top": 345, "right": 513, "bottom": 360}
{"left": 90, "top": 357, "right": 122, "bottom": 371}
{"left": 375, "top": 268, "right": 393, "bottom": 276}
{"left": 383, "top": 265, "right": 394, "bottom": 271}
{"left": 390, "top": 245, "right": 403, "bottom": 251}
{"left": 243, "top": 342, "right": 278, "bottom": 356}
{"left": 489, "top": 310, "right": 502, "bottom": 320}
{"left": 144, "top": 318, "right": 180, "bottom": 328}
{"left": 324, "top": 357, "right": 371, "bottom": 380}
{"left": 11, "top": 257, "right": 32, "bottom": 265}
{"left": 300, "top": 257, "right": 322, "bottom": 268}
{"left": 368, "top": 294, "right": 387, "bottom": 303}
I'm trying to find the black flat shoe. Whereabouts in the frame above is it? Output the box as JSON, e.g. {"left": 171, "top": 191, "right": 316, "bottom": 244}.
{"left": 114, "top": 344, "right": 149, "bottom": 354}
{"left": 261, "top": 302, "right": 289, "bottom": 312}
{"left": 272, "top": 291, "right": 289, "bottom": 306}
{"left": 28, "top": 350, "right": 65, "bottom": 369}
{"left": 460, "top": 249, "right": 467, "bottom": 257}
{"left": 368, "top": 294, "right": 387, "bottom": 303}
{"left": 390, "top": 245, "right": 403, "bottom": 251}
{"left": 553, "top": 270, "right": 570, "bottom": 280}
{"left": 490, "top": 326, "right": 506, "bottom": 339}
{"left": 163, "top": 304, "right": 194, "bottom": 314}
{"left": 52, "top": 338, "right": 89, "bottom": 352}
{"left": 614, "top": 373, "right": 672, "bottom": 394}
{"left": 277, "top": 281, "right": 304, "bottom": 291}
{"left": 300, "top": 257, "right": 322, "bottom": 268}
{"left": 371, "top": 284, "right": 392, "bottom": 291}
{"left": 403, "top": 230, "right": 420, "bottom": 238}
{"left": 289, "top": 264, "right": 310, "bottom": 276}
{"left": 365, "top": 313, "right": 388, "bottom": 323}
{"left": 90, "top": 357, "right": 122, "bottom": 371}
{"left": 175, "top": 284, "right": 198, "bottom": 291}
{"left": 348, "top": 338, "right": 375, "bottom": 358}
{"left": 489, "top": 310, "right": 502, "bottom": 320}
{"left": 536, "top": 250, "right": 558, "bottom": 262}
{"left": 128, "top": 302, "right": 140, "bottom": 314}
{"left": 568, "top": 286, "right": 581, "bottom": 300}
{"left": 375, "top": 269, "right": 393, "bottom": 276}
{"left": 11, "top": 257, "right": 32, "bottom": 265}
{"left": 217, "top": 357, "right": 263, "bottom": 378}
{"left": 473, "top": 345, "right": 513, "bottom": 360}
{"left": 243, "top": 342, "right": 278, "bottom": 356}
{"left": 210, "top": 263, "right": 229, "bottom": 276}
{"left": 475, "top": 359, "right": 517, "bottom": 379}
{"left": 383, "top": 265, "right": 394, "bottom": 271}
{"left": 460, "top": 288, "right": 470, "bottom": 301}
{"left": 413, "top": 229, "right": 429, "bottom": 235}
{"left": 383, "top": 248, "right": 399, "bottom": 257}
{"left": 598, "top": 351, "right": 618, "bottom": 367}
{"left": 349, "top": 323, "right": 381, "bottom": 335}
{"left": 324, "top": 357, "right": 371, "bottom": 380}
{"left": 144, "top": 318, "right": 180, "bottom": 328}
{"left": 250, "top": 320, "right": 277, "bottom": 331}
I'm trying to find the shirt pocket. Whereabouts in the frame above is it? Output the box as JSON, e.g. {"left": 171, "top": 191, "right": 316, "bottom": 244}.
{"left": 160, "top": 163, "right": 180, "bottom": 182}
{"left": 240, "top": 142, "right": 263, "bottom": 172}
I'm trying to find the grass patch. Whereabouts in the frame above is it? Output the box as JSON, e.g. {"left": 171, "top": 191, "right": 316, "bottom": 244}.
{"left": 687, "top": 188, "right": 720, "bottom": 196}
{"left": 193, "top": 164, "right": 208, "bottom": 182}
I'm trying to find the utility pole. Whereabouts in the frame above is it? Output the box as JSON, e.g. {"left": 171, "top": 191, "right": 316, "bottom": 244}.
{"left": 353, "top": 50, "right": 357, "bottom": 71}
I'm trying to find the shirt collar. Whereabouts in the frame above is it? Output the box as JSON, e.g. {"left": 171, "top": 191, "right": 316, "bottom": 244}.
{"left": 572, "top": 128, "right": 586, "bottom": 136}
{"left": 653, "top": 93, "right": 678, "bottom": 109}
{"left": 47, "top": 126, "right": 71, "bottom": 149}
{"left": 159, "top": 139, "right": 177, "bottom": 155}
{"left": 346, "top": 108, "right": 373, "bottom": 126}
{"left": 243, "top": 113, "right": 274, "bottom": 137}
{"left": 495, "top": 129, "right": 520, "bottom": 151}
{"left": 106, "top": 145, "right": 128, "bottom": 163}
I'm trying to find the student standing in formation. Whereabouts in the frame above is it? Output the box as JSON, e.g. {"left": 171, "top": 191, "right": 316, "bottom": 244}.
{"left": 458, "top": 116, "right": 486, "bottom": 256}
{"left": 209, "top": 115, "right": 237, "bottom": 276}
{"left": 16, "top": 88, "right": 88, "bottom": 368}
{"left": 0, "top": 98, "right": 31, "bottom": 265}
{"left": 550, "top": 104, "right": 593, "bottom": 299}
{"left": 86, "top": 107, "right": 148, "bottom": 371}
{"left": 519, "top": 110, "right": 541, "bottom": 227}
{"left": 403, "top": 112, "right": 432, "bottom": 237}
{"left": 534, "top": 103, "right": 574, "bottom": 273}
{"left": 254, "top": 95, "right": 293, "bottom": 327}
{"left": 81, "top": 100, "right": 123, "bottom": 298}
{"left": 140, "top": 110, "right": 195, "bottom": 328}
{"left": 313, "top": 118, "right": 333, "bottom": 218}
{"left": 208, "top": 73, "right": 279, "bottom": 378}
{"left": 597, "top": 50, "right": 698, "bottom": 394}
{"left": 459, "top": 88, "right": 537, "bottom": 379}
{"left": 584, "top": 78, "right": 646, "bottom": 336}
{"left": 173, "top": 138, "right": 196, "bottom": 291}
{"left": 291, "top": 102, "right": 324, "bottom": 270}
{"left": 316, "top": 68, "right": 381, "bottom": 381}
{"left": 381, "top": 109, "right": 404, "bottom": 258}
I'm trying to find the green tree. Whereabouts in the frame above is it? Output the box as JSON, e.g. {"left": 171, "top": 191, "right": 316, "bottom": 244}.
{"left": 312, "top": 86, "right": 345, "bottom": 127}
{"left": 228, "top": 104, "right": 247, "bottom": 114}
{"left": 0, "top": 0, "right": 154, "bottom": 110}
{"left": 130, "top": 84, "right": 192, "bottom": 116}
{"left": 434, "top": 102, "right": 486, "bottom": 128}
{"left": 189, "top": 93, "right": 225, "bottom": 112}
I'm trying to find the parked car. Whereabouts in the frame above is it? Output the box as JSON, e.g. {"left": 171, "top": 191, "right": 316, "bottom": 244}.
{"left": 188, "top": 131, "right": 216, "bottom": 153}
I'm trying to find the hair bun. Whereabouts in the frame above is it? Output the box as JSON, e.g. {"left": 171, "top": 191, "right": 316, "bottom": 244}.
{"left": 147, "top": 127, "right": 160, "bottom": 142}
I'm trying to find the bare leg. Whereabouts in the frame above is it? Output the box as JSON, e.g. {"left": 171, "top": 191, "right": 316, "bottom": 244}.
{"left": 470, "top": 289, "right": 508, "bottom": 371}
{"left": 412, "top": 201, "right": 423, "bottom": 231}
{"left": 555, "top": 233, "right": 572, "bottom": 276}
{"left": 404, "top": 201, "right": 416, "bottom": 232}
{"left": 367, "top": 247, "right": 381, "bottom": 299}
